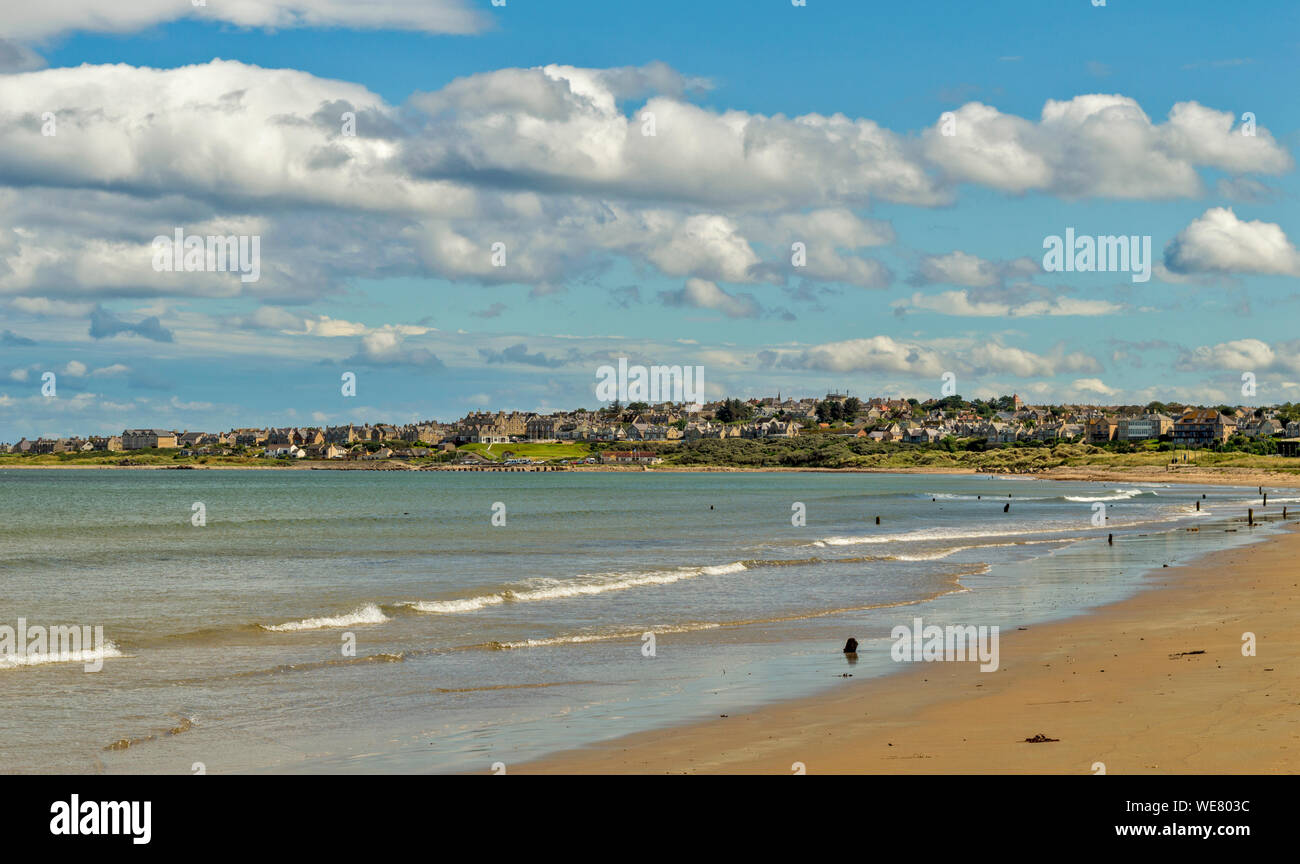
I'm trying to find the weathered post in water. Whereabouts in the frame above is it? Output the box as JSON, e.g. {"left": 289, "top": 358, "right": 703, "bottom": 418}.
{"left": 875, "top": 515, "right": 880, "bottom": 525}
{"left": 1249, "top": 508, "right": 1254, "bottom": 526}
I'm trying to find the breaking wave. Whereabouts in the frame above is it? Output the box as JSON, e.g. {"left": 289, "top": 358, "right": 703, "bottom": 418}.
{"left": 260, "top": 604, "right": 390, "bottom": 632}
{"left": 926, "top": 489, "right": 1154, "bottom": 503}
{"left": 406, "top": 562, "right": 749, "bottom": 614}
{"left": 813, "top": 525, "right": 1066, "bottom": 547}
{"left": 0, "top": 642, "right": 123, "bottom": 670}
{"left": 1062, "top": 489, "right": 1148, "bottom": 502}
{"left": 479, "top": 564, "right": 985, "bottom": 650}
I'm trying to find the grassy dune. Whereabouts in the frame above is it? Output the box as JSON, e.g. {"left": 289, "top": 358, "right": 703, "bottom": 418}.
{"left": 457, "top": 442, "right": 594, "bottom": 462}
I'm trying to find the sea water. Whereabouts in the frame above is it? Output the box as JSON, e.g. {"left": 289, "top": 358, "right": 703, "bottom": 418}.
{"left": 0, "top": 469, "right": 1283, "bottom": 773}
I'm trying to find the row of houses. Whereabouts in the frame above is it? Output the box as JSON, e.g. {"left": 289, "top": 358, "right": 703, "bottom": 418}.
{"left": 0, "top": 395, "right": 953, "bottom": 453}
{"left": 821, "top": 409, "right": 1287, "bottom": 448}
{"left": 5, "top": 400, "right": 1298, "bottom": 455}
{"left": 5, "top": 435, "right": 129, "bottom": 454}
{"left": 1084, "top": 410, "right": 1244, "bottom": 446}
{"left": 449, "top": 410, "right": 803, "bottom": 444}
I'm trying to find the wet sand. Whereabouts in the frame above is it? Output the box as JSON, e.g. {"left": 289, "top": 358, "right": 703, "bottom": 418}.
{"left": 520, "top": 523, "right": 1300, "bottom": 774}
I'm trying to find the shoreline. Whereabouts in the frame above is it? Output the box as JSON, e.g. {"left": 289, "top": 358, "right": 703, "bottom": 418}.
{"left": 516, "top": 521, "right": 1300, "bottom": 774}
{"left": 2, "top": 461, "right": 1298, "bottom": 490}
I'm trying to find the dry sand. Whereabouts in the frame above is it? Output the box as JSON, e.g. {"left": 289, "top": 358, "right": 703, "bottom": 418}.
{"left": 521, "top": 523, "right": 1300, "bottom": 774}
{"left": 6, "top": 460, "right": 1299, "bottom": 491}
{"left": 1039, "top": 464, "right": 1300, "bottom": 489}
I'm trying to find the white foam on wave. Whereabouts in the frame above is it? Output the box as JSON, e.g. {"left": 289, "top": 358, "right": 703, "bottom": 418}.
{"left": 1063, "top": 489, "right": 1146, "bottom": 502}
{"left": 407, "top": 595, "right": 507, "bottom": 614}
{"left": 0, "top": 642, "right": 123, "bottom": 669}
{"left": 893, "top": 543, "right": 1006, "bottom": 561}
{"left": 928, "top": 492, "right": 1053, "bottom": 502}
{"left": 930, "top": 488, "right": 1158, "bottom": 503}
{"left": 813, "top": 501, "right": 1228, "bottom": 547}
{"left": 495, "top": 622, "right": 725, "bottom": 649}
{"left": 407, "top": 562, "right": 748, "bottom": 614}
{"left": 489, "top": 564, "right": 990, "bottom": 650}
{"left": 261, "top": 604, "right": 390, "bottom": 632}
{"left": 813, "top": 525, "right": 1058, "bottom": 547}
{"left": 888, "top": 538, "right": 1068, "bottom": 561}
{"left": 892, "top": 546, "right": 973, "bottom": 561}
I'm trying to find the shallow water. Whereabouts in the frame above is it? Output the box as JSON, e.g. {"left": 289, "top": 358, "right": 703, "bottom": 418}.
{"left": 0, "top": 469, "right": 1283, "bottom": 773}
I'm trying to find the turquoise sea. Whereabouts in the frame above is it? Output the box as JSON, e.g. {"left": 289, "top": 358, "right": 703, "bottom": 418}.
{"left": 0, "top": 468, "right": 1285, "bottom": 773}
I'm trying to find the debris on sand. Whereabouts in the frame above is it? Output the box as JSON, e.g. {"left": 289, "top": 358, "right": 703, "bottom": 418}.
{"left": 1024, "top": 733, "right": 1059, "bottom": 743}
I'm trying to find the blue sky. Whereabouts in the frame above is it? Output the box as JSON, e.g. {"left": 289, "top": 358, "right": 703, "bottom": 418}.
{"left": 1, "top": 0, "right": 1298, "bottom": 439}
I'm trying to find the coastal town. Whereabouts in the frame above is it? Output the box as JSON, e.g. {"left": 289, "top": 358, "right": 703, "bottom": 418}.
{"left": 6, "top": 393, "right": 1300, "bottom": 464}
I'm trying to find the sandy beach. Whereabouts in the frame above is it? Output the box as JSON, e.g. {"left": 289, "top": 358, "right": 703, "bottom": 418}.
{"left": 520, "top": 522, "right": 1300, "bottom": 774}
{"left": 6, "top": 460, "right": 1300, "bottom": 491}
